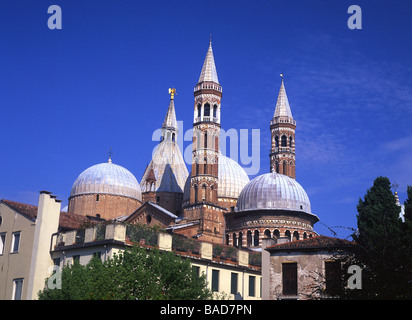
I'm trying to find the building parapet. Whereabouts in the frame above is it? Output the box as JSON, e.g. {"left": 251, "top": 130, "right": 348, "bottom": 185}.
{"left": 51, "top": 222, "right": 261, "bottom": 270}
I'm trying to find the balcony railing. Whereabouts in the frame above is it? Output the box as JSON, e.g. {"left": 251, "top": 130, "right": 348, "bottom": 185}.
{"left": 194, "top": 83, "right": 222, "bottom": 92}
{"left": 195, "top": 116, "right": 218, "bottom": 123}
{"left": 272, "top": 147, "right": 294, "bottom": 153}
{"left": 271, "top": 117, "right": 296, "bottom": 125}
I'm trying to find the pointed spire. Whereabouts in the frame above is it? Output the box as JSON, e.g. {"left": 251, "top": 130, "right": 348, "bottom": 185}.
{"left": 198, "top": 40, "right": 219, "bottom": 84}
{"left": 161, "top": 89, "right": 179, "bottom": 141}
{"left": 162, "top": 89, "right": 178, "bottom": 131}
{"left": 274, "top": 75, "right": 293, "bottom": 119}
{"left": 145, "top": 165, "right": 156, "bottom": 183}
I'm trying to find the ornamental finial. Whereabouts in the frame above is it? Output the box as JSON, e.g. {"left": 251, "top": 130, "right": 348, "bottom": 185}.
{"left": 168, "top": 88, "right": 177, "bottom": 100}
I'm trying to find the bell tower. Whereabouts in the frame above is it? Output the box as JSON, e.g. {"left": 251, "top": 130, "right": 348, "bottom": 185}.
{"left": 183, "top": 40, "right": 225, "bottom": 243}
{"left": 270, "top": 75, "right": 296, "bottom": 179}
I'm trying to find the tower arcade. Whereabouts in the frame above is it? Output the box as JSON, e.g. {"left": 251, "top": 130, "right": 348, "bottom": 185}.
{"left": 183, "top": 40, "right": 226, "bottom": 243}
{"left": 269, "top": 76, "right": 296, "bottom": 179}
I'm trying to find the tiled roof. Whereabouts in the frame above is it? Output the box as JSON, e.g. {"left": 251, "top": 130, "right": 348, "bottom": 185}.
{"left": 59, "top": 211, "right": 92, "bottom": 230}
{"left": 1, "top": 199, "right": 90, "bottom": 230}
{"left": 1, "top": 199, "right": 38, "bottom": 220}
{"left": 124, "top": 201, "right": 177, "bottom": 224}
{"left": 266, "top": 235, "right": 356, "bottom": 251}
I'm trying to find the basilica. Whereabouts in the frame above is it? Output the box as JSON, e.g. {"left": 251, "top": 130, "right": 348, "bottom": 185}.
{"left": 66, "top": 40, "right": 319, "bottom": 248}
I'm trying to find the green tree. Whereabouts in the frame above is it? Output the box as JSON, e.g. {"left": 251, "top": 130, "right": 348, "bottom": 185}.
{"left": 351, "top": 176, "right": 409, "bottom": 299}
{"left": 402, "top": 185, "right": 412, "bottom": 297}
{"left": 404, "top": 185, "right": 412, "bottom": 225}
{"left": 38, "top": 246, "right": 212, "bottom": 300}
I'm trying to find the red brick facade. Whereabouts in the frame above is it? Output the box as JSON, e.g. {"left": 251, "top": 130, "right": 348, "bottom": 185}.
{"left": 68, "top": 194, "right": 141, "bottom": 220}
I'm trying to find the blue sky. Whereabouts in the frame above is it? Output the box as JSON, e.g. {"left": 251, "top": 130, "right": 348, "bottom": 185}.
{"left": 1, "top": 0, "right": 411, "bottom": 239}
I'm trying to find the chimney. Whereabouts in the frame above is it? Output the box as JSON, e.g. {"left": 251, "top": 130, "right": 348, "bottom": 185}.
{"left": 26, "top": 191, "right": 61, "bottom": 300}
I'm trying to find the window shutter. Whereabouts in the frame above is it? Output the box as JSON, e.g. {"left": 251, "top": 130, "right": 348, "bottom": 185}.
{"left": 282, "top": 262, "right": 297, "bottom": 296}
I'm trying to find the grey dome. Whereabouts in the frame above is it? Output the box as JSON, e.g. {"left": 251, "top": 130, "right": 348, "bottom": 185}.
{"left": 236, "top": 172, "right": 311, "bottom": 213}
{"left": 141, "top": 141, "right": 189, "bottom": 193}
{"left": 218, "top": 155, "right": 250, "bottom": 198}
{"left": 183, "top": 154, "right": 250, "bottom": 201}
{"left": 70, "top": 160, "right": 142, "bottom": 201}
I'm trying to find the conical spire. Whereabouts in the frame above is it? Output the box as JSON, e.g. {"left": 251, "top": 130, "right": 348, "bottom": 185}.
{"left": 162, "top": 98, "right": 178, "bottom": 131}
{"left": 198, "top": 40, "right": 219, "bottom": 84}
{"left": 162, "top": 88, "right": 178, "bottom": 132}
{"left": 145, "top": 165, "right": 156, "bottom": 183}
{"left": 274, "top": 76, "right": 293, "bottom": 119}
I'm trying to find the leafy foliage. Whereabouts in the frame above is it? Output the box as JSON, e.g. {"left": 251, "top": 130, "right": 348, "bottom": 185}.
{"left": 126, "top": 223, "right": 160, "bottom": 246}
{"left": 349, "top": 176, "right": 412, "bottom": 299}
{"left": 38, "top": 246, "right": 212, "bottom": 300}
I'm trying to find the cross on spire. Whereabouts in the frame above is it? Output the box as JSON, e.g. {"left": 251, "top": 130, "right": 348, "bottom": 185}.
{"left": 108, "top": 148, "right": 113, "bottom": 163}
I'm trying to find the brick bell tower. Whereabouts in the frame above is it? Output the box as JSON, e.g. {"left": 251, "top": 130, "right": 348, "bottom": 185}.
{"left": 183, "top": 40, "right": 225, "bottom": 243}
{"left": 269, "top": 75, "right": 296, "bottom": 179}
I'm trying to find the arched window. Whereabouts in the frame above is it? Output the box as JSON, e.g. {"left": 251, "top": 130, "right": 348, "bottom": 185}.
{"left": 273, "top": 229, "right": 280, "bottom": 239}
{"left": 264, "top": 229, "right": 271, "bottom": 238}
{"left": 202, "top": 184, "right": 207, "bottom": 201}
{"left": 204, "top": 133, "right": 208, "bottom": 149}
{"left": 213, "top": 105, "right": 217, "bottom": 118}
{"left": 204, "top": 157, "right": 207, "bottom": 174}
{"left": 197, "top": 104, "right": 201, "bottom": 118}
{"left": 289, "top": 136, "right": 293, "bottom": 147}
{"left": 254, "top": 230, "right": 259, "bottom": 246}
{"left": 275, "top": 136, "right": 279, "bottom": 148}
{"left": 226, "top": 234, "right": 230, "bottom": 245}
{"left": 247, "top": 231, "right": 252, "bottom": 247}
{"left": 172, "top": 133, "right": 175, "bottom": 141}
{"left": 293, "top": 231, "right": 299, "bottom": 241}
{"left": 194, "top": 185, "right": 198, "bottom": 203}
{"left": 303, "top": 232, "right": 307, "bottom": 239}
{"left": 233, "top": 233, "right": 237, "bottom": 247}
{"left": 285, "top": 230, "right": 291, "bottom": 240}
{"left": 283, "top": 161, "right": 287, "bottom": 175}
{"left": 204, "top": 103, "right": 210, "bottom": 117}
{"left": 281, "top": 135, "right": 287, "bottom": 147}
{"left": 238, "top": 232, "right": 243, "bottom": 248}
